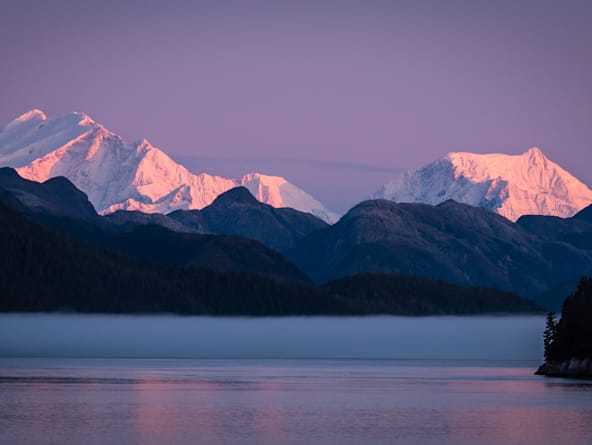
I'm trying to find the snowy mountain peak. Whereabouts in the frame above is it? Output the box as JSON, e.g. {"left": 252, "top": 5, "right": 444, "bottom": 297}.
{"left": 74, "top": 111, "right": 97, "bottom": 127}
{"left": 525, "top": 146, "right": 544, "bottom": 157}
{"left": 238, "top": 173, "right": 288, "bottom": 207}
{"left": 0, "top": 110, "right": 338, "bottom": 223}
{"left": 4, "top": 109, "right": 47, "bottom": 130}
{"left": 238, "top": 172, "right": 340, "bottom": 223}
{"left": 135, "top": 138, "right": 152, "bottom": 149}
{"left": 374, "top": 147, "right": 592, "bottom": 221}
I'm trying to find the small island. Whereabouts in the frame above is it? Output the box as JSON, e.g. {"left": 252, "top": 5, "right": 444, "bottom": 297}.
{"left": 536, "top": 277, "right": 592, "bottom": 378}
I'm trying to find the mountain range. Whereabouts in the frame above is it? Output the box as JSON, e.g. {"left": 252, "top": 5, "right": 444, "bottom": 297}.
{"left": 0, "top": 110, "right": 338, "bottom": 223}
{"left": 101, "top": 186, "right": 329, "bottom": 255}
{"left": 1, "top": 165, "right": 591, "bottom": 311}
{"left": 0, "top": 167, "right": 540, "bottom": 315}
{"left": 2, "top": 109, "right": 592, "bottom": 313}
{"left": 373, "top": 147, "right": 592, "bottom": 221}
{"left": 2, "top": 110, "right": 592, "bottom": 224}
{"left": 289, "top": 198, "right": 592, "bottom": 303}
{"left": 0, "top": 167, "right": 310, "bottom": 283}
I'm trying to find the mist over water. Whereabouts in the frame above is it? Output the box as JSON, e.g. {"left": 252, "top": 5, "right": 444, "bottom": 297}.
{"left": 0, "top": 314, "right": 543, "bottom": 361}
{"left": 3, "top": 314, "right": 592, "bottom": 445}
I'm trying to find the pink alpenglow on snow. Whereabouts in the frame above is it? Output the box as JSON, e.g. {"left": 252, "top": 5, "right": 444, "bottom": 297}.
{"left": 373, "top": 148, "right": 592, "bottom": 221}
{"left": 0, "top": 110, "right": 339, "bottom": 223}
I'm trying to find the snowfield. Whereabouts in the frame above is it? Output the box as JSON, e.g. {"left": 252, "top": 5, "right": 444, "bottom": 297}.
{"left": 0, "top": 110, "right": 339, "bottom": 223}
{"left": 373, "top": 147, "right": 592, "bottom": 221}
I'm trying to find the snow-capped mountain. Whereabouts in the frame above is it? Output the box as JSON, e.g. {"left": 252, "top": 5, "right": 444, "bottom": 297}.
{"left": 373, "top": 147, "right": 592, "bottom": 221}
{"left": 0, "top": 110, "right": 339, "bottom": 223}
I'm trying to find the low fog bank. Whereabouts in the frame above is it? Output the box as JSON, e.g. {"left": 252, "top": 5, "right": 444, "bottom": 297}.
{"left": 0, "top": 314, "right": 543, "bottom": 361}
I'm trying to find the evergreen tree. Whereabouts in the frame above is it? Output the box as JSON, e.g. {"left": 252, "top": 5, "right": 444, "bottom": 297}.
{"left": 543, "top": 311, "right": 557, "bottom": 361}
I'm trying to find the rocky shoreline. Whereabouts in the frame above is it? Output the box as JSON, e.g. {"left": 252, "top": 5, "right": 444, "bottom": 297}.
{"left": 535, "top": 358, "right": 592, "bottom": 378}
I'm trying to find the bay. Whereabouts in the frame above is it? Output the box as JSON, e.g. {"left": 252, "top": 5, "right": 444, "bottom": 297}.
{"left": 1, "top": 315, "right": 591, "bottom": 445}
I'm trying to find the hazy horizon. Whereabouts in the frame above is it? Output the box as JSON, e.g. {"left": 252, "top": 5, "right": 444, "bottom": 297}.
{"left": 0, "top": 314, "right": 543, "bottom": 360}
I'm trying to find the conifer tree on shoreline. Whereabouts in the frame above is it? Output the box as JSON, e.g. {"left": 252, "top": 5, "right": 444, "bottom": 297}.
{"left": 543, "top": 312, "right": 557, "bottom": 362}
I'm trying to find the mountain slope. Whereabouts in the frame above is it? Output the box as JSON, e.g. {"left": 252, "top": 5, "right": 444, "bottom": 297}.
{"left": 107, "top": 225, "right": 311, "bottom": 283}
{"left": 104, "top": 187, "right": 328, "bottom": 254}
{"left": 373, "top": 147, "right": 592, "bottom": 221}
{"left": 104, "top": 210, "right": 195, "bottom": 233}
{"left": 0, "top": 110, "right": 338, "bottom": 222}
{"left": 0, "top": 169, "right": 311, "bottom": 284}
{"left": 290, "top": 198, "right": 592, "bottom": 298}
{"left": 169, "top": 187, "right": 328, "bottom": 254}
{"left": 0, "top": 200, "right": 337, "bottom": 315}
{"left": 517, "top": 203, "right": 592, "bottom": 253}
{"left": 323, "top": 273, "right": 542, "bottom": 315}
{"left": 0, "top": 199, "right": 541, "bottom": 315}
{"left": 0, "top": 167, "right": 99, "bottom": 222}
{"left": 0, "top": 167, "right": 558, "bottom": 313}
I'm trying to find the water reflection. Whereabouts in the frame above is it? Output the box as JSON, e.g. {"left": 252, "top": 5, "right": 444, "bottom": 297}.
{"left": 0, "top": 314, "right": 590, "bottom": 444}
{"left": 1, "top": 361, "right": 591, "bottom": 445}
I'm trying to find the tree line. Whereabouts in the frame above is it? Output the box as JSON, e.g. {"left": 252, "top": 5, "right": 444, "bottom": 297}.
{"left": 543, "top": 276, "right": 592, "bottom": 362}
{"left": 0, "top": 203, "right": 542, "bottom": 316}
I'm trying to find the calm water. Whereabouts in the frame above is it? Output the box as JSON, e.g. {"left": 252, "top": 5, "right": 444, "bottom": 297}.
{"left": 1, "top": 315, "right": 591, "bottom": 445}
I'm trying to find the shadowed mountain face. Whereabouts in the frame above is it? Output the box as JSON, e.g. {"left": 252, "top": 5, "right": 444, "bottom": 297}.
{"left": 105, "top": 187, "right": 329, "bottom": 255}
{"left": 0, "top": 201, "right": 331, "bottom": 314}
{"left": 289, "top": 199, "right": 592, "bottom": 297}
{"left": 169, "top": 187, "right": 329, "bottom": 254}
{"left": 0, "top": 200, "right": 541, "bottom": 315}
{"left": 0, "top": 167, "right": 98, "bottom": 222}
{"left": 322, "top": 273, "right": 542, "bottom": 315}
{"left": 2, "top": 167, "right": 592, "bottom": 308}
{"left": 0, "top": 170, "right": 310, "bottom": 284}
{"left": 517, "top": 205, "right": 592, "bottom": 252}
{"left": 0, "top": 172, "right": 541, "bottom": 315}
{"left": 107, "top": 225, "right": 310, "bottom": 284}
{"left": 516, "top": 205, "right": 592, "bottom": 310}
{"left": 575, "top": 204, "right": 592, "bottom": 223}
{"left": 104, "top": 210, "right": 195, "bottom": 233}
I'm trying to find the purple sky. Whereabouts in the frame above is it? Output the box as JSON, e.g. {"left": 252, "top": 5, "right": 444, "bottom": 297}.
{"left": 1, "top": 0, "right": 591, "bottom": 211}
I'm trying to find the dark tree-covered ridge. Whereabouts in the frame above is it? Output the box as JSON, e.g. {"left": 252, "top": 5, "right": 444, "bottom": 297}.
{"left": 0, "top": 202, "right": 542, "bottom": 316}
